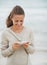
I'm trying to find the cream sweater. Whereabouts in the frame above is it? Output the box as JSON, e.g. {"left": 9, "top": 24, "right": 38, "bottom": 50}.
{"left": 1, "top": 26, "right": 35, "bottom": 65}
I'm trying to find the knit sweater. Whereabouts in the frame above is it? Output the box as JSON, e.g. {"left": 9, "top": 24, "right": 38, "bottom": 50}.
{"left": 1, "top": 26, "right": 35, "bottom": 65}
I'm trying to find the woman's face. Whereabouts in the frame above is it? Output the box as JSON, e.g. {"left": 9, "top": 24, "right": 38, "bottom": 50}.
{"left": 11, "top": 14, "right": 24, "bottom": 28}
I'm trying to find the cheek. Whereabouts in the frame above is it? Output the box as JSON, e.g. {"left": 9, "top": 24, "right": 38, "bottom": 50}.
{"left": 21, "top": 22, "right": 23, "bottom": 25}
{"left": 13, "top": 21, "right": 17, "bottom": 25}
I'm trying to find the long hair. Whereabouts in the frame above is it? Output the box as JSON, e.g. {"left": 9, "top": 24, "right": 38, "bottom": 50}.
{"left": 6, "top": 5, "right": 25, "bottom": 27}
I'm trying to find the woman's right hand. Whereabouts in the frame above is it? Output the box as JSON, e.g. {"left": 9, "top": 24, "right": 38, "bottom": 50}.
{"left": 12, "top": 43, "right": 20, "bottom": 51}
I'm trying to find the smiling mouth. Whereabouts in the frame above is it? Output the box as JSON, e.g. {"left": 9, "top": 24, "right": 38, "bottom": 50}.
{"left": 15, "top": 24, "right": 22, "bottom": 26}
{"left": 15, "top": 24, "right": 21, "bottom": 27}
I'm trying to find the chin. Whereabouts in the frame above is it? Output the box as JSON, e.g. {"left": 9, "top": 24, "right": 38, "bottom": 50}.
{"left": 16, "top": 26, "right": 21, "bottom": 28}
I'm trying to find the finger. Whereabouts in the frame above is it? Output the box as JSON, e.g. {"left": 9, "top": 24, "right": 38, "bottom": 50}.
{"left": 15, "top": 43, "right": 19, "bottom": 45}
{"left": 24, "top": 44, "right": 28, "bottom": 45}
{"left": 15, "top": 44, "right": 20, "bottom": 46}
{"left": 16, "top": 45, "right": 20, "bottom": 47}
{"left": 24, "top": 44, "right": 28, "bottom": 47}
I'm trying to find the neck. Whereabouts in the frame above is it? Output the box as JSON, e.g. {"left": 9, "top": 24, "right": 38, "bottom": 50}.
{"left": 13, "top": 25, "right": 23, "bottom": 30}
{"left": 11, "top": 25, "right": 24, "bottom": 33}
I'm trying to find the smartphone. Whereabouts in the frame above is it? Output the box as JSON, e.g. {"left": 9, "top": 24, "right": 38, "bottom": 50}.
{"left": 16, "top": 41, "right": 29, "bottom": 45}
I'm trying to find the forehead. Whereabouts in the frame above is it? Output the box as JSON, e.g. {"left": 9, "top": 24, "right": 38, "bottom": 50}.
{"left": 13, "top": 14, "right": 24, "bottom": 20}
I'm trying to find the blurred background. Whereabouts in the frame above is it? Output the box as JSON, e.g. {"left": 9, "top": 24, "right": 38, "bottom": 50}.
{"left": 0, "top": 0, "right": 47, "bottom": 65}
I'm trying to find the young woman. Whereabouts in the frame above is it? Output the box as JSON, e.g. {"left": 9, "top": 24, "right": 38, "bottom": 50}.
{"left": 1, "top": 5, "right": 35, "bottom": 65}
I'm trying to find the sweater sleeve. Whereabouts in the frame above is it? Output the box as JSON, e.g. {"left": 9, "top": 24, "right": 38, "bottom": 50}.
{"left": 25, "top": 31, "right": 35, "bottom": 54}
{"left": 1, "top": 31, "right": 15, "bottom": 57}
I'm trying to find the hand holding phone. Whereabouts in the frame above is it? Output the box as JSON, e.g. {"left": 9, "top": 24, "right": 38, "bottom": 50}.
{"left": 12, "top": 43, "right": 20, "bottom": 51}
{"left": 22, "top": 41, "right": 29, "bottom": 48}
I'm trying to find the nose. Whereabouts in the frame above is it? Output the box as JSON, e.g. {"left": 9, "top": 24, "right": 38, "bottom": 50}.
{"left": 18, "top": 21, "right": 21, "bottom": 25}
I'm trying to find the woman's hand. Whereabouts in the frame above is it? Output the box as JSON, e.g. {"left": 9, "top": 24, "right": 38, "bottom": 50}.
{"left": 23, "top": 42, "right": 29, "bottom": 49}
{"left": 12, "top": 43, "right": 20, "bottom": 51}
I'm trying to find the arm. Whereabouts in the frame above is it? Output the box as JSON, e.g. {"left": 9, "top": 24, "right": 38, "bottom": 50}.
{"left": 25, "top": 31, "right": 35, "bottom": 54}
{"left": 1, "top": 31, "right": 15, "bottom": 57}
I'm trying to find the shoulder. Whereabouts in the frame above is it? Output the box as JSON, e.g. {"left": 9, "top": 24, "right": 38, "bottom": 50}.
{"left": 1, "top": 28, "right": 9, "bottom": 36}
{"left": 24, "top": 26, "right": 33, "bottom": 34}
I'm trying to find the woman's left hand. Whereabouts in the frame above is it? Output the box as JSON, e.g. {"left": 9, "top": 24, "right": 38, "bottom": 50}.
{"left": 23, "top": 42, "right": 29, "bottom": 49}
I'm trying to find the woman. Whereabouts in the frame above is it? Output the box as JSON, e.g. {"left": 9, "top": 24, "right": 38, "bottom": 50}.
{"left": 1, "top": 5, "right": 35, "bottom": 65}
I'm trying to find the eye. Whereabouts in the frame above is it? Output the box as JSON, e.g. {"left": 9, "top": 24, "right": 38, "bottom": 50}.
{"left": 15, "top": 20, "right": 18, "bottom": 22}
{"left": 20, "top": 20, "right": 23, "bottom": 22}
